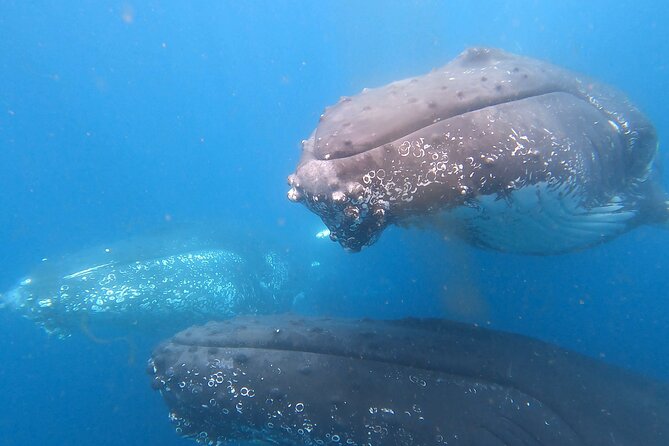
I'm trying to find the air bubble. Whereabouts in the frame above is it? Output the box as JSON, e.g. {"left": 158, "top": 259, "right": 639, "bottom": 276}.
{"left": 398, "top": 141, "right": 411, "bottom": 157}
{"left": 235, "top": 386, "right": 255, "bottom": 397}
{"left": 295, "top": 402, "right": 305, "bottom": 413}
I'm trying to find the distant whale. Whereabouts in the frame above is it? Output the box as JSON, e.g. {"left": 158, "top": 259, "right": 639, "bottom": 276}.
{"left": 287, "top": 47, "right": 667, "bottom": 253}
{"left": 149, "top": 315, "right": 669, "bottom": 446}
{"left": 0, "top": 235, "right": 292, "bottom": 338}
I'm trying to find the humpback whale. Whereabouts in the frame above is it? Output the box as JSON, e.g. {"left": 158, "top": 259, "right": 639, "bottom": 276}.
{"left": 287, "top": 47, "right": 666, "bottom": 253}
{"left": 0, "top": 235, "right": 291, "bottom": 337}
{"left": 149, "top": 315, "right": 669, "bottom": 446}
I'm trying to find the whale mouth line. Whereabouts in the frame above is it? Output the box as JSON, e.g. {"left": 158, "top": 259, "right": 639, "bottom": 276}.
{"left": 170, "top": 339, "right": 501, "bottom": 388}
{"left": 173, "top": 338, "right": 367, "bottom": 359}
{"left": 169, "top": 337, "right": 513, "bottom": 389}
{"left": 312, "top": 88, "right": 576, "bottom": 162}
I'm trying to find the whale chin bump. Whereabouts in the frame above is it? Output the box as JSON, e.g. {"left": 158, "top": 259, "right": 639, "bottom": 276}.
{"left": 287, "top": 47, "right": 664, "bottom": 254}
{"left": 149, "top": 315, "right": 669, "bottom": 446}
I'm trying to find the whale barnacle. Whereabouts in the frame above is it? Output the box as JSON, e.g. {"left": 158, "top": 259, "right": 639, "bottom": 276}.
{"left": 343, "top": 205, "right": 360, "bottom": 221}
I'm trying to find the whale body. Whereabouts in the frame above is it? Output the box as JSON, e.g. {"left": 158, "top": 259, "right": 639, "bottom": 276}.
{"left": 0, "top": 236, "right": 291, "bottom": 337}
{"left": 149, "top": 315, "right": 669, "bottom": 446}
{"left": 287, "top": 47, "right": 666, "bottom": 253}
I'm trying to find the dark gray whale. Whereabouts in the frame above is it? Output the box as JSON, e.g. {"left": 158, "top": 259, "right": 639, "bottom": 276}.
{"left": 287, "top": 48, "right": 666, "bottom": 253}
{"left": 149, "top": 315, "right": 669, "bottom": 445}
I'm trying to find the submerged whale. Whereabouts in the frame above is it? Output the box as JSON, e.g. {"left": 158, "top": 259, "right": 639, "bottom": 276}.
{"left": 287, "top": 47, "right": 667, "bottom": 253}
{"left": 149, "top": 315, "right": 669, "bottom": 446}
{"left": 0, "top": 235, "right": 291, "bottom": 338}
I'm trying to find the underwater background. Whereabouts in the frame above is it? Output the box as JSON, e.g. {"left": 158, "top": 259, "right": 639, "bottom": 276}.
{"left": 0, "top": 1, "right": 668, "bottom": 445}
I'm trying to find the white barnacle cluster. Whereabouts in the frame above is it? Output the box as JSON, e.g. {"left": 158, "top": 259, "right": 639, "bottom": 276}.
{"left": 508, "top": 127, "right": 532, "bottom": 157}
{"left": 352, "top": 138, "right": 432, "bottom": 208}
{"left": 373, "top": 136, "right": 466, "bottom": 205}
{"left": 162, "top": 353, "right": 264, "bottom": 444}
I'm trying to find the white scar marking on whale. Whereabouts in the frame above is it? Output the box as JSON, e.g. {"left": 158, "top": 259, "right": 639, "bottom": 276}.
{"left": 63, "top": 262, "right": 116, "bottom": 279}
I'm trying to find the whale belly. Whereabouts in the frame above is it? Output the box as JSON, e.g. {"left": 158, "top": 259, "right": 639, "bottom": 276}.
{"left": 438, "top": 182, "right": 637, "bottom": 254}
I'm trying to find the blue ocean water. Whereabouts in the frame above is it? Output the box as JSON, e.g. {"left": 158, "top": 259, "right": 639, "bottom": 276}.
{"left": 0, "top": 1, "right": 667, "bottom": 445}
